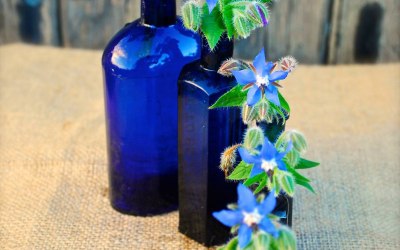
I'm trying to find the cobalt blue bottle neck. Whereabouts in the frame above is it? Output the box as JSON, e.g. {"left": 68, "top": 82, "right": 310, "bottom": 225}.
{"left": 141, "top": 0, "right": 176, "bottom": 27}
{"left": 200, "top": 34, "right": 234, "bottom": 71}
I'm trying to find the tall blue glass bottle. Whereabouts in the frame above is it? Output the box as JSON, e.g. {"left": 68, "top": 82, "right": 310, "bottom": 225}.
{"left": 102, "top": 0, "right": 200, "bottom": 216}
{"left": 178, "top": 35, "right": 244, "bottom": 246}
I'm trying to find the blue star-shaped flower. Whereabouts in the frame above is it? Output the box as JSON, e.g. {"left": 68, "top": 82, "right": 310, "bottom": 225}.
{"left": 213, "top": 184, "right": 278, "bottom": 249}
{"left": 238, "top": 137, "right": 291, "bottom": 178}
{"left": 206, "top": 0, "right": 217, "bottom": 13}
{"left": 232, "top": 48, "right": 289, "bottom": 106}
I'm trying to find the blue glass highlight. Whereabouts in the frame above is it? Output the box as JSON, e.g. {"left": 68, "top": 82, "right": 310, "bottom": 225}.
{"left": 102, "top": 0, "right": 200, "bottom": 216}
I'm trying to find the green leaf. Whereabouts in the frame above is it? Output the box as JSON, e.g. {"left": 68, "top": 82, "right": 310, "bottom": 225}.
{"left": 222, "top": 5, "right": 236, "bottom": 39}
{"left": 278, "top": 91, "right": 290, "bottom": 114}
{"left": 227, "top": 161, "right": 252, "bottom": 180}
{"left": 296, "top": 158, "right": 320, "bottom": 169}
{"left": 210, "top": 85, "right": 247, "bottom": 109}
{"left": 220, "top": 237, "right": 238, "bottom": 250}
{"left": 244, "top": 172, "right": 264, "bottom": 186}
{"left": 254, "top": 177, "right": 267, "bottom": 194}
{"left": 201, "top": 5, "right": 226, "bottom": 50}
{"left": 286, "top": 165, "right": 311, "bottom": 183}
{"left": 296, "top": 178, "right": 316, "bottom": 194}
{"left": 278, "top": 172, "right": 295, "bottom": 196}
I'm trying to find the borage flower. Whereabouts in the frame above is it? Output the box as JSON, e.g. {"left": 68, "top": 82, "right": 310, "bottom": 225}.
{"left": 206, "top": 0, "right": 217, "bottom": 12}
{"left": 213, "top": 184, "right": 278, "bottom": 249}
{"left": 239, "top": 137, "right": 291, "bottom": 178}
{"left": 232, "top": 48, "right": 289, "bottom": 106}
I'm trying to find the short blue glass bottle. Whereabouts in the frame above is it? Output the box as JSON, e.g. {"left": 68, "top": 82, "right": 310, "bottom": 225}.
{"left": 102, "top": 0, "right": 200, "bottom": 216}
{"left": 178, "top": 36, "right": 293, "bottom": 245}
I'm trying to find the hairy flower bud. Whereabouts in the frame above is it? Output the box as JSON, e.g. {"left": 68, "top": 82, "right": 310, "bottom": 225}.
{"left": 233, "top": 10, "right": 252, "bottom": 38}
{"left": 242, "top": 103, "right": 259, "bottom": 125}
{"left": 243, "top": 126, "right": 264, "bottom": 150}
{"left": 220, "top": 144, "right": 241, "bottom": 176}
{"left": 218, "top": 58, "right": 249, "bottom": 76}
{"left": 182, "top": 1, "right": 202, "bottom": 31}
{"left": 279, "top": 56, "right": 298, "bottom": 72}
{"left": 286, "top": 150, "right": 300, "bottom": 167}
{"left": 247, "top": 2, "right": 269, "bottom": 26}
{"left": 276, "top": 130, "right": 308, "bottom": 155}
{"left": 255, "top": 99, "right": 272, "bottom": 123}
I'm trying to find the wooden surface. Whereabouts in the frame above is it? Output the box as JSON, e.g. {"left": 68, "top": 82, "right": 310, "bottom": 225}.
{"left": 0, "top": 0, "right": 398, "bottom": 64}
{"left": 329, "top": 0, "right": 400, "bottom": 63}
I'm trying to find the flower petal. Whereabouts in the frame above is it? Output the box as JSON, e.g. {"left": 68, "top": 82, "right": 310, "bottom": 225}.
{"left": 232, "top": 69, "right": 257, "bottom": 85}
{"left": 253, "top": 48, "right": 266, "bottom": 76}
{"left": 265, "top": 85, "right": 280, "bottom": 106}
{"left": 269, "top": 70, "right": 288, "bottom": 82}
{"left": 260, "top": 137, "right": 276, "bottom": 160}
{"left": 213, "top": 210, "right": 243, "bottom": 227}
{"left": 247, "top": 85, "right": 262, "bottom": 106}
{"left": 238, "top": 147, "right": 259, "bottom": 164}
{"left": 249, "top": 163, "right": 264, "bottom": 178}
{"left": 277, "top": 160, "right": 287, "bottom": 171}
{"left": 238, "top": 225, "right": 253, "bottom": 249}
{"left": 259, "top": 217, "right": 278, "bottom": 238}
{"left": 206, "top": 0, "right": 217, "bottom": 13}
{"left": 258, "top": 191, "right": 276, "bottom": 215}
{"left": 237, "top": 184, "right": 257, "bottom": 212}
{"left": 263, "top": 62, "right": 275, "bottom": 76}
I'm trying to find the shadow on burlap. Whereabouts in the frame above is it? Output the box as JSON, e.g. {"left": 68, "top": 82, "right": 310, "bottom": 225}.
{"left": 0, "top": 44, "right": 399, "bottom": 249}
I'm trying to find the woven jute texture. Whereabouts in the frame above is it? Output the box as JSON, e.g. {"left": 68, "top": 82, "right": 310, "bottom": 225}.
{"left": 0, "top": 44, "right": 399, "bottom": 250}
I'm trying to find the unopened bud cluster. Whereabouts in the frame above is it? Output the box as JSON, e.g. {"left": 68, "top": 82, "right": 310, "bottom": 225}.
{"left": 276, "top": 130, "right": 308, "bottom": 166}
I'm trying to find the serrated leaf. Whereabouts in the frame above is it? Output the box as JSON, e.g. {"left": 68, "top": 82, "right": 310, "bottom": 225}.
{"left": 201, "top": 4, "right": 226, "bottom": 50}
{"left": 210, "top": 85, "right": 247, "bottom": 109}
{"left": 222, "top": 5, "right": 236, "bottom": 38}
{"left": 244, "top": 172, "right": 264, "bottom": 186}
{"left": 278, "top": 91, "right": 290, "bottom": 114}
{"left": 296, "top": 158, "right": 320, "bottom": 169}
{"left": 227, "top": 161, "right": 252, "bottom": 180}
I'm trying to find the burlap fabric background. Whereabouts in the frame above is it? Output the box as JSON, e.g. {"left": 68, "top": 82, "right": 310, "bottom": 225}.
{"left": 0, "top": 44, "right": 399, "bottom": 249}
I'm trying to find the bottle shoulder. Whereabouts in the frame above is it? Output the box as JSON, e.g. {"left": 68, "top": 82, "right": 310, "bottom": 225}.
{"left": 102, "top": 19, "right": 200, "bottom": 77}
{"left": 178, "top": 61, "right": 237, "bottom": 96}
